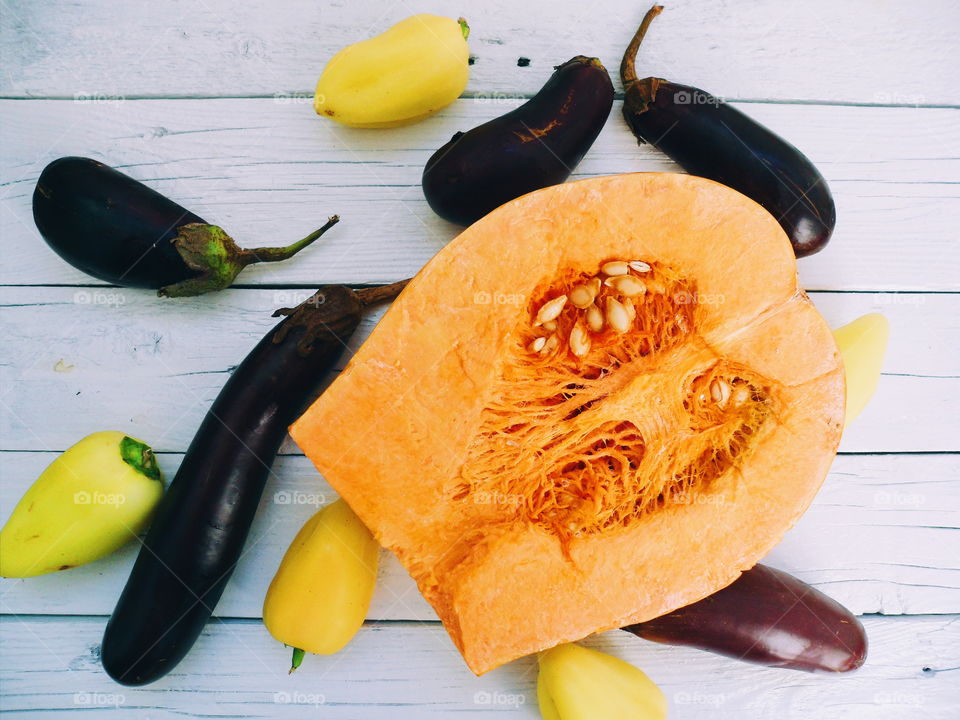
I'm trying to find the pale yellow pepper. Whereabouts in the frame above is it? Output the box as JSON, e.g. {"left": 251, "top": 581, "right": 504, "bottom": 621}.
{"left": 262, "top": 498, "right": 379, "bottom": 671}
{"left": 0, "top": 431, "right": 163, "bottom": 578}
{"left": 538, "top": 643, "right": 667, "bottom": 720}
{"left": 314, "top": 14, "right": 470, "bottom": 127}
{"left": 832, "top": 313, "right": 890, "bottom": 427}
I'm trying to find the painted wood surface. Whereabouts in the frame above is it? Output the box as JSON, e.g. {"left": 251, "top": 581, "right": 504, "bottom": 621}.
{"left": 2, "top": 1, "right": 958, "bottom": 717}
{"left": 3, "top": 0, "right": 957, "bottom": 104}
{"left": 1, "top": 616, "right": 958, "bottom": 718}
{"left": 2, "top": 99, "right": 959, "bottom": 291}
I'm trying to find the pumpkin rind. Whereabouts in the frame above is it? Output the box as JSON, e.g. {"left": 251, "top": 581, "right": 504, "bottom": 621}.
{"left": 290, "top": 173, "right": 844, "bottom": 675}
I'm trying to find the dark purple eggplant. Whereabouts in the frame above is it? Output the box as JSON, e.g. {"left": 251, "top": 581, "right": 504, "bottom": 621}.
{"left": 33, "top": 157, "right": 338, "bottom": 296}
{"left": 100, "top": 280, "right": 407, "bottom": 686}
{"left": 624, "top": 564, "right": 867, "bottom": 672}
{"left": 621, "top": 6, "right": 835, "bottom": 257}
{"left": 422, "top": 56, "right": 614, "bottom": 226}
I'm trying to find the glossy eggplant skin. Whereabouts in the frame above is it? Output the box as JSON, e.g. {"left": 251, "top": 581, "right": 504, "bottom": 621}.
{"left": 33, "top": 156, "right": 337, "bottom": 297}
{"left": 624, "top": 564, "right": 867, "bottom": 672}
{"left": 33, "top": 157, "right": 205, "bottom": 289}
{"left": 621, "top": 7, "right": 835, "bottom": 257}
{"left": 100, "top": 282, "right": 406, "bottom": 686}
{"left": 423, "top": 56, "right": 613, "bottom": 226}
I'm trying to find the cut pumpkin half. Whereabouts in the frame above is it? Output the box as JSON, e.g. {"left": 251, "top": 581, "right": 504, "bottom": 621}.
{"left": 290, "top": 173, "right": 844, "bottom": 674}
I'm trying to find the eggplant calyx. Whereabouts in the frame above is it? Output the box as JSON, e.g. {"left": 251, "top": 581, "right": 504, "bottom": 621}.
{"left": 620, "top": 4, "right": 664, "bottom": 110}
{"left": 269, "top": 280, "right": 409, "bottom": 357}
{"left": 119, "top": 436, "right": 162, "bottom": 483}
{"left": 158, "top": 224, "right": 246, "bottom": 297}
{"left": 158, "top": 216, "right": 340, "bottom": 297}
{"left": 623, "top": 76, "right": 662, "bottom": 116}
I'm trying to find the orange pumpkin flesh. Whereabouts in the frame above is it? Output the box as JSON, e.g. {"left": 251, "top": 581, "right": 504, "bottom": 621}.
{"left": 290, "top": 173, "right": 844, "bottom": 675}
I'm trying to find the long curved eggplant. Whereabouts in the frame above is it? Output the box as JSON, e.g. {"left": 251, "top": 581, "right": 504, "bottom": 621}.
{"left": 621, "top": 6, "right": 835, "bottom": 257}
{"left": 100, "top": 280, "right": 407, "bottom": 686}
{"left": 422, "top": 56, "right": 613, "bottom": 226}
{"left": 624, "top": 564, "right": 867, "bottom": 672}
{"left": 33, "top": 157, "right": 338, "bottom": 296}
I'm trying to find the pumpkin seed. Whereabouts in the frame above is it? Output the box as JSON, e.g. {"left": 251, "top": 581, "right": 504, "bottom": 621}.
{"left": 536, "top": 295, "right": 567, "bottom": 324}
{"left": 586, "top": 304, "right": 604, "bottom": 333}
{"left": 543, "top": 334, "right": 560, "bottom": 354}
{"left": 569, "top": 284, "right": 594, "bottom": 309}
{"left": 624, "top": 301, "right": 636, "bottom": 323}
{"left": 543, "top": 320, "right": 558, "bottom": 332}
{"left": 605, "top": 297, "right": 630, "bottom": 333}
{"left": 529, "top": 336, "right": 546, "bottom": 353}
{"left": 710, "top": 379, "right": 731, "bottom": 407}
{"left": 601, "top": 261, "right": 629, "bottom": 276}
{"left": 570, "top": 325, "right": 591, "bottom": 357}
{"left": 606, "top": 275, "right": 647, "bottom": 297}
{"left": 629, "top": 260, "right": 651, "bottom": 273}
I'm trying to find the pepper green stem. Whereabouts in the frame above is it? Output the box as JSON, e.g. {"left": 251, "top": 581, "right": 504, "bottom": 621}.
{"left": 458, "top": 18, "right": 469, "bottom": 40}
{"left": 119, "top": 436, "right": 162, "bottom": 483}
{"left": 290, "top": 647, "right": 305, "bottom": 674}
{"left": 158, "top": 216, "right": 340, "bottom": 297}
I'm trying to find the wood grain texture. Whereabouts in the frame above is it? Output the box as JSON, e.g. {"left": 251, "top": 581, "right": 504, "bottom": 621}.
{"left": 1, "top": 288, "right": 956, "bottom": 454}
{"left": 2, "top": 453, "right": 957, "bottom": 619}
{"left": 2, "top": 3, "right": 958, "bottom": 716}
{"left": 2, "top": 99, "right": 958, "bottom": 291}
{"left": 2, "top": 0, "right": 958, "bottom": 104}
{"left": 1, "top": 615, "right": 957, "bottom": 718}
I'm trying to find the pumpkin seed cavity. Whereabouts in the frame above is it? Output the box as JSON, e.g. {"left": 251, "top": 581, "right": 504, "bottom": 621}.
{"left": 455, "top": 259, "right": 777, "bottom": 546}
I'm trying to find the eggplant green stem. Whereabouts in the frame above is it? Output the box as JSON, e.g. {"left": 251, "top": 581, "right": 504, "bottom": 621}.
{"left": 240, "top": 215, "right": 340, "bottom": 265}
{"left": 620, "top": 4, "right": 663, "bottom": 87}
{"left": 290, "top": 647, "right": 305, "bottom": 674}
{"left": 458, "top": 18, "right": 469, "bottom": 40}
{"left": 160, "top": 216, "right": 340, "bottom": 297}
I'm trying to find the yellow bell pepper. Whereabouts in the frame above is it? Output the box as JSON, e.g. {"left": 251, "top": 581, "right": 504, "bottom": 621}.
{"left": 262, "top": 498, "right": 379, "bottom": 671}
{"left": 537, "top": 643, "right": 667, "bottom": 720}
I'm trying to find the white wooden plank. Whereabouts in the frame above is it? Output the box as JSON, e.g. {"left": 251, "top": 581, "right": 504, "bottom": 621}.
{"left": 1, "top": 99, "right": 958, "bottom": 292}
{"left": 3, "top": 3, "right": 955, "bottom": 718}
{"left": 0, "top": 615, "right": 957, "bottom": 719}
{"left": 812, "top": 292, "right": 960, "bottom": 455}
{"left": 2, "top": 452, "right": 957, "bottom": 619}
{"left": 3, "top": 0, "right": 958, "bottom": 105}
{"left": 764, "top": 454, "right": 960, "bottom": 616}
{"left": 1, "top": 287, "right": 956, "bottom": 454}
